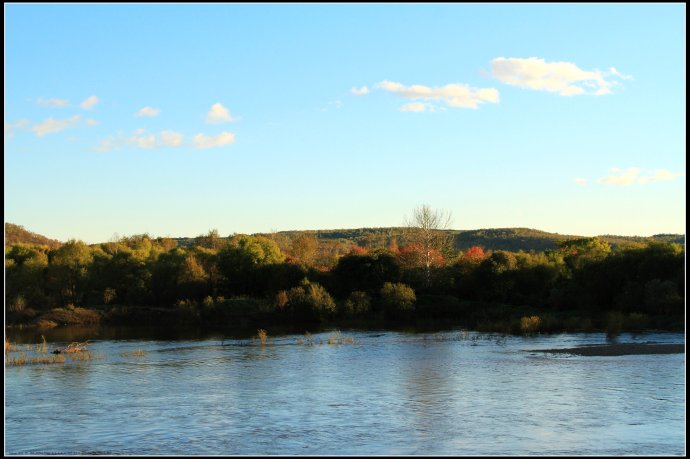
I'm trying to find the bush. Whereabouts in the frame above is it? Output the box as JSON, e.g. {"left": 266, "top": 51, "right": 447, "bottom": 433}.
{"left": 343, "top": 291, "right": 371, "bottom": 316}
{"left": 380, "top": 282, "right": 416, "bottom": 318}
{"left": 279, "top": 279, "right": 336, "bottom": 322}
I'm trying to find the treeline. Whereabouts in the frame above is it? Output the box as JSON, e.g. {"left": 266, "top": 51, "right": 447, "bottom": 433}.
{"left": 177, "top": 227, "right": 684, "bottom": 257}
{"left": 5, "top": 229, "right": 685, "bottom": 332}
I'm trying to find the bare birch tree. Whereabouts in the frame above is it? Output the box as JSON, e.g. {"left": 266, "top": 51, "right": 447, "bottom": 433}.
{"left": 403, "top": 204, "right": 454, "bottom": 287}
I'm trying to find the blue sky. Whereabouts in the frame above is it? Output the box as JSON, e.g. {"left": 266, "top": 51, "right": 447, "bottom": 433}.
{"left": 4, "top": 4, "right": 686, "bottom": 244}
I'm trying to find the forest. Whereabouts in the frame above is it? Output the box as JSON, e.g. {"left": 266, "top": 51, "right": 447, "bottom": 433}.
{"left": 5, "top": 217, "right": 685, "bottom": 335}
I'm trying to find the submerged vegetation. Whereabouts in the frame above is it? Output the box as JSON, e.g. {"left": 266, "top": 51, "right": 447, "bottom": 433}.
{"left": 5, "top": 337, "right": 100, "bottom": 367}
{"left": 4, "top": 212, "right": 685, "bottom": 336}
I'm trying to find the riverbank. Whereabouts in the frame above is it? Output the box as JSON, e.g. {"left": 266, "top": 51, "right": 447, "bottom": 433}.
{"left": 5, "top": 300, "right": 685, "bottom": 339}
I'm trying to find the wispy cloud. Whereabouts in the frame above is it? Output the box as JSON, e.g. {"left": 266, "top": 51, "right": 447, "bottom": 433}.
{"left": 574, "top": 177, "right": 588, "bottom": 186}
{"left": 37, "top": 98, "right": 69, "bottom": 107}
{"left": 32, "top": 116, "right": 81, "bottom": 137}
{"left": 96, "top": 137, "right": 118, "bottom": 153}
{"left": 598, "top": 167, "right": 685, "bottom": 186}
{"left": 399, "top": 102, "right": 438, "bottom": 113}
{"left": 134, "top": 106, "right": 161, "bottom": 117}
{"left": 193, "top": 132, "right": 236, "bottom": 149}
{"left": 160, "top": 130, "right": 184, "bottom": 147}
{"left": 375, "top": 80, "right": 499, "bottom": 110}
{"left": 128, "top": 132, "right": 157, "bottom": 149}
{"left": 96, "top": 129, "right": 185, "bottom": 152}
{"left": 85, "top": 119, "right": 99, "bottom": 126}
{"left": 491, "top": 57, "right": 630, "bottom": 96}
{"left": 5, "top": 119, "right": 30, "bottom": 139}
{"left": 206, "top": 103, "right": 237, "bottom": 124}
{"left": 80, "top": 95, "right": 99, "bottom": 110}
{"left": 351, "top": 86, "right": 370, "bottom": 96}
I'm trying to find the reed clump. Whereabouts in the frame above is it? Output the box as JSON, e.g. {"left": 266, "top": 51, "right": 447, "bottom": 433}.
{"left": 7, "top": 352, "right": 27, "bottom": 366}
{"left": 256, "top": 329, "right": 268, "bottom": 345}
{"left": 327, "top": 330, "right": 355, "bottom": 345}
{"left": 5, "top": 338, "right": 17, "bottom": 354}
{"left": 520, "top": 315, "right": 542, "bottom": 334}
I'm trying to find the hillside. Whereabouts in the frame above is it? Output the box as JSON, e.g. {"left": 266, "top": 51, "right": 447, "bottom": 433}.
{"left": 5, "top": 222, "right": 684, "bottom": 253}
{"left": 255, "top": 227, "right": 684, "bottom": 253}
{"left": 4, "top": 223, "right": 62, "bottom": 249}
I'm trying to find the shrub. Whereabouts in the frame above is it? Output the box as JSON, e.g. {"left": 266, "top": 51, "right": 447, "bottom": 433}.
{"left": 380, "top": 282, "right": 416, "bottom": 318}
{"left": 343, "top": 291, "right": 371, "bottom": 316}
{"left": 280, "top": 279, "right": 336, "bottom": 322}
{"left": 8, "top": 295, "right": 26, "bottom": 313}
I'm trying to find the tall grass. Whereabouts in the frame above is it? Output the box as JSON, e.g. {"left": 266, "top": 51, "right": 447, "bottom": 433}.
{"left": 520, "top": 316, "right": 542, "bottom": 335}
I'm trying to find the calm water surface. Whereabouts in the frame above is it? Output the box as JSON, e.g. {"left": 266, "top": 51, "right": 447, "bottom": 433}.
{"left": 4, "top": 328, "right": 686, "bottom": 455}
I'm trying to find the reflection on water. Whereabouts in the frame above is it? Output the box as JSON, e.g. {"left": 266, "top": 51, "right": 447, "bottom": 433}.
{"left": 4, "top": 328, "right": 685, "bottom": 455}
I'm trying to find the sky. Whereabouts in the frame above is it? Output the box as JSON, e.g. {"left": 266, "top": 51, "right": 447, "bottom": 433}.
{"left": 4, "top": 3, "right": 686, "bottom": 244}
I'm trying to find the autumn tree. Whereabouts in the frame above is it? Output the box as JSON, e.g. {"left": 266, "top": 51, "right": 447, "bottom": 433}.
{"left": 291, "top": 233, "right": 318, "bottom": 266}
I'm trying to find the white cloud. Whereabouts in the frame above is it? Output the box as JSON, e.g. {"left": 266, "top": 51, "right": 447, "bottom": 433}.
{"left": 650, "top": 169, "right": 685, "bottom": 182}
{"left": 129, "top": 129, "right": 185, "bottom": 149}
{"left": 400, "top": 102, "right": 433, "bottom": 112}
{"left": 85, "top": 119, "right": 99, "bottom": 126}
{"left": 37, "top": 98, "right": 69, "bottom": 107}
{"left": 97, "top": 129, "right": 185, "bottom": 152}
{"left": 598, "top": 167, "right": 685, "bottom": 186}
{"left": 4, "top": 119, "right": 30, "bottom": 139}
{"left": 128, "top": 133, "right": 157, "bottom": 149}
{"left": 160, "top": 130, "right": 184, "bottom": 147}
{"left": 574, "top": 177, "right": 588, "bottom": 186}
{"left": 206, "top": 103, "right": 237, "bottom": 124}
{"left": 351, "top": 86, "right": 370, "bottom": 96}
{"left": 134, "top": 106, "right": 161, "bottom": 117}
{"left": 491, "top": 57, "right": 630, "bottom": 96}
{"left": 32, "top": 116, "right": 81, "bottom": 137}
{"left": 80, "top": 95, "right": 99, "bottom": 110}
{"left": 193, "top": 132, "right": 236, "bottom": 149}
{"left": 375, "top": 80, "right": 499, "bottom": 109}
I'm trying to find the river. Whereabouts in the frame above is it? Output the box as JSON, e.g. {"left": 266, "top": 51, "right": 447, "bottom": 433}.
{"left": 4, "top": 328, "right": 685, "bottom": 455}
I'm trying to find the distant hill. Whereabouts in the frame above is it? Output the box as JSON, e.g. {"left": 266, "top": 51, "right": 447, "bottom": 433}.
{"left": 274, "top": 227, "right": 685, "bottom": 253}
{"left": 5, "top": 222, "right": 683, "bottom": 254}
{"left": 183, "top": 227, "right": 684, "bottom": 253}
{"left": 5, "top": 223, "right": 62, "bottom": 249}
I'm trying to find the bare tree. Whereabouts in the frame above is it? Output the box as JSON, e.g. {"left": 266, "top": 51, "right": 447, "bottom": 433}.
{"left": 404, "top": 204, "right": 454, "bottom": 287}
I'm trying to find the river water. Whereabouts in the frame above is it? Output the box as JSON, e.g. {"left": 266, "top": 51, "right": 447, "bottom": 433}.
{"left": 4, "top": 328, "right": 685, "bottom": 455}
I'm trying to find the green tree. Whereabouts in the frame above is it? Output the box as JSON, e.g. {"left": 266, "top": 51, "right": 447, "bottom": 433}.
{"left": 559, "top": 237, "right": 611, "bottom": 272}
{"left": 218, "top": 234, "right": 285, "bottom": 294}
{"left": 5, "top": 243, "right": 50, "bottom": 310}
{"left": 47, "top": 239, "right": 93, "bottom": 306}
